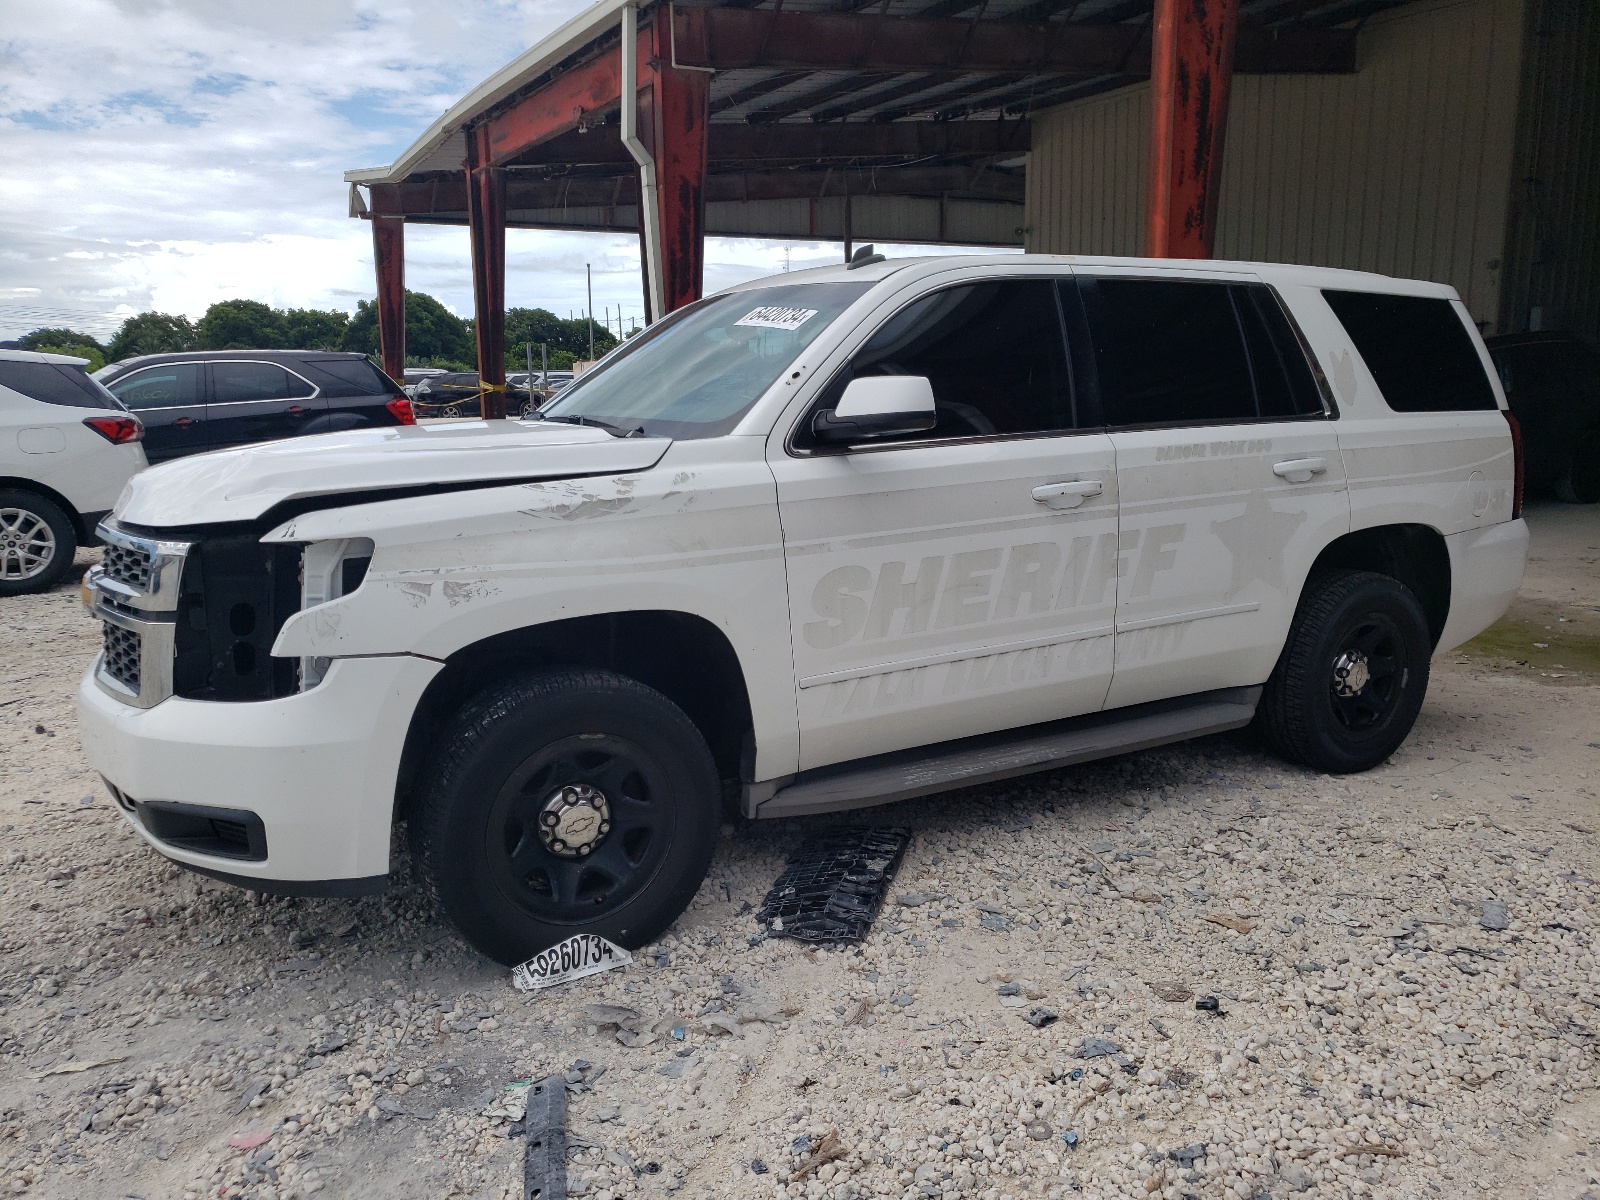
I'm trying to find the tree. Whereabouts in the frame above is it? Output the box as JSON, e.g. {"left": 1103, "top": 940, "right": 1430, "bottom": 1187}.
{"left": 20, "top": 327, "right": 103, "bottom": 355}
{"left": 197, "top": 299, "right": 282, "bottom": 350}
{"left": 19, "top": 327, "right": 105, "bottom": 370}
{"left": 506, "top": 307, "right": 616, "bottom": 369}
{"left": 279, "top": 308, "right": 349, "bottom": 351}
{"left": 33, "top": 343, "right": 106, "bottom": 370}
{"left": 105, "top": 313, "right": 199, "bottom": 363}
{"left": 344, "top": 290, "right": 475, "bottom": 366}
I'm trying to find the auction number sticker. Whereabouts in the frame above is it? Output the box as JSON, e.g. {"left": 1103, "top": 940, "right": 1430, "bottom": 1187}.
{"left": 512, "top": 934, "right": 633, "bottom": 992}
{"left": 734, "top": 306, "right": 818, "bottom": 332}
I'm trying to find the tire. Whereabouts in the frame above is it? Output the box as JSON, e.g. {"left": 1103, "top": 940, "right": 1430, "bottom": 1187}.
{"left": 1553, "top": 428, "right": 1600, "bottom": 504}
{"left": 1256, "top": 570, "right": 1432, "bottom": 774}
{"left": 0, "top": 489, "right": 76, "bottom": 597}
{"left": 441, "top": 404, "right": 463, "bottom": 419}
{"left": 411, "top": 668, "right": 720, "bottom": 965}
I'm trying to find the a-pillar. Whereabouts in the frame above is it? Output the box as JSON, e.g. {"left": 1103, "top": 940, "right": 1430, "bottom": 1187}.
{"left": 371, "top": 215, "right": 406, "bottom": 385}
{"left": 644, "top": 16, "right": 709, "bottom": 316}
{"left": 467, "top": 124, "right": 508, "bottom": 417}
{"left": 1146, "top": 0, "right": 1238, "bottom": 259}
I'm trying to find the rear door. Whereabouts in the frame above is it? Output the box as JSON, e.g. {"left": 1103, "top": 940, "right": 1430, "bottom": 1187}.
{"left": 771, "top": 274, "right": 1120, "bottom": 771}
{"left": 206, "top": 360, "right": 323, "bottom": 449}
{"left": 1074, "top": 270, "right": 1350, "bottom": 709}
{"left": 103, "top": 362, "right": 207, "bottom": 461}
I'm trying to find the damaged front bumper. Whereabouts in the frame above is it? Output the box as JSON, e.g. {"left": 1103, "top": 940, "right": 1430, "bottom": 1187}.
{"left": 77, "top": 653, "right": 441, "bottom": 892}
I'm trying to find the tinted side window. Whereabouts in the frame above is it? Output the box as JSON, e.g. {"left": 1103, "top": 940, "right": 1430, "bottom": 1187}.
{"left": 0, "top": 360, "right": 120, "bottom": 409}
{"left": 828, "top": 280, "right": 1072, "bottom": 442}
{"left": 212, "top": 362, "right": 314, "bottom": 404}
{"left": 108, "top": 363, "right": 202, "bottom": 410}
{"left": 1087, "top": 279, "right": 1255, "bottom": 427}
{"left": 302, "top": 358, "right": 392, "bottom": 397}
{"left": 1322, "top": 291, "right": 1497, "bottom": 412}
{"left": 1235, "top": 285, "right": 1325, "bottom": 418}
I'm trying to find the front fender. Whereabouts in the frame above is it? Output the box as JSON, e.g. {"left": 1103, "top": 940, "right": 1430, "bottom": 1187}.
{"left": 267, "top": 447, "right": 801, "bottom": 777}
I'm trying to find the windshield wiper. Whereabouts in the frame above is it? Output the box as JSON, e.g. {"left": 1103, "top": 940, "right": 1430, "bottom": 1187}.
{"left": 536, "top": 413, "right": 646, "bottom": 438}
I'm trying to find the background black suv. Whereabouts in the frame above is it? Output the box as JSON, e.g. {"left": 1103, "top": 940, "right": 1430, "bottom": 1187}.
{"left": 412, "top": 372, "right": 540, "bottom": 418}
{"left": 94, "top": 350, "right": 412, "bottom": 462}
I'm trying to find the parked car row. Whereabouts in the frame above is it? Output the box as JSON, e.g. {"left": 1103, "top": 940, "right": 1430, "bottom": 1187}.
{"left": 94, "top": 350, "right": 413, "bottom": 463}
{"left": 411, "top": 371, "right": 574, "bottom": 419}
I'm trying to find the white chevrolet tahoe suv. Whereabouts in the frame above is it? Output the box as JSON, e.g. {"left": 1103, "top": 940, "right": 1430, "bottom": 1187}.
{"left": 77, "top": 255, "right": 1527, "bottom": 964}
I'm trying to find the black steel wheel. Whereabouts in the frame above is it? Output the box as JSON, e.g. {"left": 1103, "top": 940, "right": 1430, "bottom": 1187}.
{"left": 1257, "top": 570, "right": 1432, "bottom": 774}
{"left": 412, "top": 669, "right": 719, "bottom": 965}
{"left": 1326, "top": 612, "right": 1406, "bottom": 734}
{"left": 485, "top": 734, "right": 673, "bottom": 922}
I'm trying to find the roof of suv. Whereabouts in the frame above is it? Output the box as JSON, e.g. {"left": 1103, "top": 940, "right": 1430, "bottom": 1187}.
{"left": 99, "top": 349, "right": 372, "bottom": 376}
{"left": 727, "top": 253, "right": 1454, "bottom": 299}
{"left": 0, "top": 348, "right": 94, "bottom": 366}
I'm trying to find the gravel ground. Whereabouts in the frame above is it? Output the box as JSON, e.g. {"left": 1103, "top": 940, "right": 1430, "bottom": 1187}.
{"left": 1, "top": 505, "right": 1597, "bottom": 1200}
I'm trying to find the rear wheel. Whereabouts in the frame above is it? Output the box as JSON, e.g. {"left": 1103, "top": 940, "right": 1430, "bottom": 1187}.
{"left": 0, "top": 490, "right": 76, "bottom": 597}
{"left": 411, "top": 669, "right": 720, "bottom": 965}
{"left": 1257, "top": 570, "right": 1432, "bottom": 774}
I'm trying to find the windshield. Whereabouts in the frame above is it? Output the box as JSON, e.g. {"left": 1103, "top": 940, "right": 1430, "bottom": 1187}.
{"left": 537, "top": 281, "right": 872, "bottom": 438}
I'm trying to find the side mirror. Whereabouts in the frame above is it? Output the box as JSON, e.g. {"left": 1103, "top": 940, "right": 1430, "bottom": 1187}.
{"left": 812, "top": 375, "right": 938, "bottom": 442}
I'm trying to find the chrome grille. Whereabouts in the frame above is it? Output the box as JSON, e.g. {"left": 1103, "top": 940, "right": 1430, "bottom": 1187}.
{"left": 102, "top": 622, "right": 142, "bottom": 692}
{"left": 101, "top": 542, "right": 155, "bottom": 590}
{"left": 88, "top": 522, "right": 194, "bottom": 708}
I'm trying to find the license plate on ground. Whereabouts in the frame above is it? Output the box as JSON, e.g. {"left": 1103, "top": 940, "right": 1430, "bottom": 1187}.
{"left": 512, "top": 934, "right": 633, "bottom": 992}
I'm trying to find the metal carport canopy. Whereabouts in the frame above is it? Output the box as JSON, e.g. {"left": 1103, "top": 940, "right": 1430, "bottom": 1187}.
{"left": 342, "top": 0, "right": 1375, "bottom": 403}
{"left": 343, "top": 0, "right": 1359, "bottom": 247}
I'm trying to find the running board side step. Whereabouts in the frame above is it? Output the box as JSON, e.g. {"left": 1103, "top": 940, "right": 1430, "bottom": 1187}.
{"left": 747, "top": 686, "right": 1262, "bottom": 820}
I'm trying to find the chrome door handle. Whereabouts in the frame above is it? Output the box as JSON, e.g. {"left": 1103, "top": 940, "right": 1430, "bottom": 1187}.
{"left": 1031, "top": 480, "right": 1103, "bottom": 510}
{"left": 1272, "top": 457, "right": 1327, "bottom": 483}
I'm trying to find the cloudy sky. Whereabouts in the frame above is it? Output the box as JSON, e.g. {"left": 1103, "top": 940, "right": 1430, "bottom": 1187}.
{"left": 0, "top": 0, "right": 991, "bottom": 344}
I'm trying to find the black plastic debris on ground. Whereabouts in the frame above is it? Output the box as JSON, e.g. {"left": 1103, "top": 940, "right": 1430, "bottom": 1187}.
{"left": 757, "top": 827, "right": 911, "bottom": 944}
{"left": 522, "top": 1075, "right": 567, "bottom": 1200}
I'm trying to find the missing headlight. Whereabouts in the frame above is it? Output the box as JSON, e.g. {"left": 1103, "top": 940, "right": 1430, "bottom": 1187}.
{"left": 299, "top": 537, "right": 374, "bottom": 691}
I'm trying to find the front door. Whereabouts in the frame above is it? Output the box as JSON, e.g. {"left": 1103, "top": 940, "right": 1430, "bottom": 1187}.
{"left": 206, "top": 360, "right": 322, "bottom": 449}
{"left": 771, "top": 276, "right": 1120, "bottom": 771}
{"left": 104, "top": 362, "right": 207, "bottom": 461}
{"left": 1074, "top": 271, "right": 1351, "bottom": 709}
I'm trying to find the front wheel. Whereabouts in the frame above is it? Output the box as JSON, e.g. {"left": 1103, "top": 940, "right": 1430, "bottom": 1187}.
{"left": 0, "top": 489, "right": 76, "bottom": 597}
{"left": 411, "top": 669, "right": 720, "bottom": 965}
{"left": 1256, "top": 570, "right": 1432, "bottom": 774}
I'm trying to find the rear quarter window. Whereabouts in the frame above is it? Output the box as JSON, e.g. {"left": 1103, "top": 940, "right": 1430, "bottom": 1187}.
{"left": 1323, "top": 290, "right": 1497, "bottom": 412}
{"left": 301, "top": 358, "right": 394, "bottom": 397}
{"left": 0, "top": 360, "right": 121, "bottom": 410}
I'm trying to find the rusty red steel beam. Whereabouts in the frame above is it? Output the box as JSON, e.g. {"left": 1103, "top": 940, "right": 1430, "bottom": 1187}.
{"left": 480, "top": 34, "right": 645, "bottom": 169}
{"left": 371, "top": 161, "right": 1025, "bottom": 216}
{"left": 1147, "top": 0, "right": 1239, "bottom": 258}
{"left": 499, "top": 119, "right": 1031, "bottom": 169}
{"left": 646, "top": 15, "right": 710, "bottom": 314}
{"left": 370, "top": 216, "right": 405, "bottom": 386}
{"left": 669, "top": 5, "right": 1350, "bottom": 75}
{"left": 466, "top": 125, "right": 509, "bottom": 415}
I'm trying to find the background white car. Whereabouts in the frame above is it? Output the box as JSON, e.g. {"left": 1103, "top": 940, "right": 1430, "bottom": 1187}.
{"left": 0, "top": 349, "right": 147, "bottom": 595}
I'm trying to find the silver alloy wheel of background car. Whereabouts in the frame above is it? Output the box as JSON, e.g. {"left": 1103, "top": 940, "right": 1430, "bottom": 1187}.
{"left": 0, "top": 507, "right": 56, "bottom": 582}
{"left": 442, "top": 404, "right": 463, "bottom": 419}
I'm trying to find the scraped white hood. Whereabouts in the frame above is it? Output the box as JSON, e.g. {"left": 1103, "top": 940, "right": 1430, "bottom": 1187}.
{"left": 113, "top": 420, "right": 673, "bottom": 528}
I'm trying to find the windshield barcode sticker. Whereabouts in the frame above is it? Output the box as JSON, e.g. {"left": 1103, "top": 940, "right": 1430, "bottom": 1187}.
{"left": 735, "top": 306, "right": 818, "bottom": 332}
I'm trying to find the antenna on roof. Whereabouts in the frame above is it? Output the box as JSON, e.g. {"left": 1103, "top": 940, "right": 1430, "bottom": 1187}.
{"left": 846, "top": 244, "right": 886, "bottom": 270}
